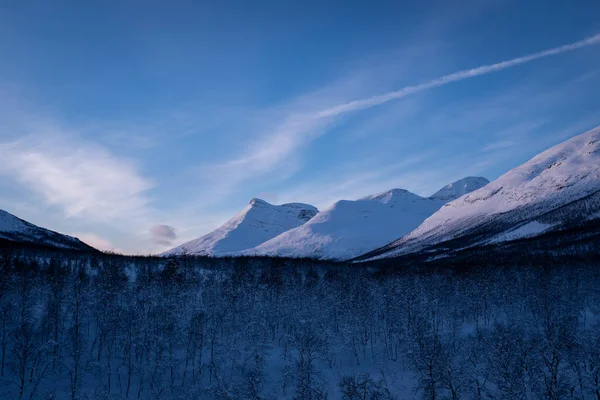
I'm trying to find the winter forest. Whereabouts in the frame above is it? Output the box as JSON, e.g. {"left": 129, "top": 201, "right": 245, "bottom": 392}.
{"left": 1, "top": 250, "right": 600, "bottom": 400}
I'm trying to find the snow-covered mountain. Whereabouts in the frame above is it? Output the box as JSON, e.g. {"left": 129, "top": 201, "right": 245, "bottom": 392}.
{"left": 241, "top": 177, "right": 488, "bottom": 260}
{"left": 366, "top": 126, "right": 600, "bottom": 260}
{"left": 0, "top": 209, "right": 95, "bottom": 251}
{"left": 430, "top": 176, "right": 490, "bottom": 201}
{"left": 163, "top": 198, "right": 318, "bottom": 256}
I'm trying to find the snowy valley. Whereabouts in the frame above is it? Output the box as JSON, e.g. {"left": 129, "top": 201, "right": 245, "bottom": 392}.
{"left": 0, "top": 127, "right": 599, "bottom": 400}
{"left": 3, "top": 4, "right": 600, "bottom": 399}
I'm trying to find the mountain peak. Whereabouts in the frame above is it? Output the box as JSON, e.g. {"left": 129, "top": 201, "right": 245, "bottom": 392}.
{"left": 163, "top": 199, "right": 318, "bottom": 256}
{"left": 249, "top": 198, "right": 270, "bottom": 207}
{"left": 244, "top": 177, "right": 486, "bottom": 260}
{"left": 429, "top": 176, "right": 489, "bottom": 201}
{"left": 361, "top": 188, "right": 423, "bottom": 204}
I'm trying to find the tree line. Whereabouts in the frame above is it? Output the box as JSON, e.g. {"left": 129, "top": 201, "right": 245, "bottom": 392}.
{"left": 0, "top": 250, "right": 599, "bottom": 399}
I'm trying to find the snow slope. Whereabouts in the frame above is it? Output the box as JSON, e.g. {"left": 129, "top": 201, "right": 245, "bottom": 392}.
{"left": 241, "top": 177, "right": 488, "bottom": 260}
{"left": 163, "top": 198, "right": 318, "bottom": 256}
{"left": 0, "top": 209, "right": 94, "bottom": 251}
{"left": 488, "top": 221, "right": 554, "bottom": 244}
{"left": 368, "top": 126, "right": 600, "bottom": 259}
{"left": 430, "top": 176, "right": 490, "bottom": 201}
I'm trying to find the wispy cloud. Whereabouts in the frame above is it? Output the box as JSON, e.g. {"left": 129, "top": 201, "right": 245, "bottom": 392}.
{"left": 483, "top": 140, "right": 517, "bottom": 151}
{"left": 481, "top": 121, "right": 549, "bottom": 151}
{"left": 0, "top": 135, "right": 154, "bottom": 222}
{"left": 209, "top": 32, "right": 600, "bottom": 192}
{"left": 315, "top": 33, "right": 600, "bottom": 118}
{"left": 195, "top": 73, "right": 375, "bottom": 198}
{"left": 207, "top": 115, "right": 329, "bottom": 182}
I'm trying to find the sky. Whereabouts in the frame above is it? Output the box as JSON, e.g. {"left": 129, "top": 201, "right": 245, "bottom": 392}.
{"left": 0, "top": 0, "right": 599, "bottom": 254}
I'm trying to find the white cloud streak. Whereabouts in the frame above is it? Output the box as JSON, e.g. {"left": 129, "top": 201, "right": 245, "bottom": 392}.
{"left": 315, "top": 33, "right": 600, "bottom": 118}
{"left": 483, "top": 140, "right": 517, "bottom": 151}
{"left": 200, "top": 105, "right": 337, "bottom": 197}
{"left": 211, "top": 33, "right": 600, "bottom": 192}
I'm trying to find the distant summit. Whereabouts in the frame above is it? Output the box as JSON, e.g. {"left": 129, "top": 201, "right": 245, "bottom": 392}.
{"left": 429, "top": 177, "right": 490, "bottom": 201}
{"left": 241, "top": 177, "right": 488, "bottom": 260}
{"left": 361, "top": 188, "right": 423, "bottom": 205}
{"left": 162, "top": 199, "right": 318, "bottom": 256}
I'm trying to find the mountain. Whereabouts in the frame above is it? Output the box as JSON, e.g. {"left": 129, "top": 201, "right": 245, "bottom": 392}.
{"left": 364, "top": 126, "right": 600, "bottom": 261}
{"left": 163, "top": 198, "right": 318, "bottom": 256}
{"left": 241, "top": 177, "right": 489, "bottom": 260}
{"left": 0, "top": 209, "right": 95, "bottom": 251}
{"left": 430, "top": 176, "right": 490, "bottom": 201}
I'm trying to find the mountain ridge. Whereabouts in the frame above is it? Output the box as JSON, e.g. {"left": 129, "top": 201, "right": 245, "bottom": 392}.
{"left": 239, "top": 177, "right": 489, "bottom": 260}
{"left": 363, "top": 126, "right": 600, "bottom": 261}
{"left": 0, "top": 209, "right": 96, "bottom": 251}
{"left": 162, "top": 199, "right": 318, "bottom": 256}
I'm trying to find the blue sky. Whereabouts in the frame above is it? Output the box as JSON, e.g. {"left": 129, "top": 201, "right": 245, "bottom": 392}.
{"left": 0, "top": 0, "right": 599, "bottom": 254}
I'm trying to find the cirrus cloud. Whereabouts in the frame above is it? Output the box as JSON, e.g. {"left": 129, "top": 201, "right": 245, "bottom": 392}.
{"left": 205, "top": 32, "right": 600, "bottom": 197}
{"left": 0, "top": 135, "right": 154, "bottom": 222}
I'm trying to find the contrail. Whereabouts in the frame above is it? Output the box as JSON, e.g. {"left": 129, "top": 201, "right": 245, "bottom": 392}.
{"left": 316, "top": 33, "right": 600, "bottom": 118}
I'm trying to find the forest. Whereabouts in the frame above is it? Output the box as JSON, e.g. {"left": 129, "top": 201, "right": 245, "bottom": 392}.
{"left": 0, "top": 249, "right": 600, "bottom": 399}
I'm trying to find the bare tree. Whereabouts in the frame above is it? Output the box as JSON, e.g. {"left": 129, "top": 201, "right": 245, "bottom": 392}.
{"left": 291, "top": 326, "right": 327, "bottom": 400}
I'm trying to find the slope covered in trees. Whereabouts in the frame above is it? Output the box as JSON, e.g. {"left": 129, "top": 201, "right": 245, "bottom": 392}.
{"left": 0, "top": 249, "right": 599, "bottom": 399}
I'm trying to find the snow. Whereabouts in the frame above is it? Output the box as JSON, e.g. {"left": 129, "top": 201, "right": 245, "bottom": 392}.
{"left": 489, "top": 221, "right": 553, "bottom": 243}
{"left": 162, "top": 199, "right": 318, "bottom": 256}
{"left": 430, "top": 176, "right": 490, "bottom": 201}
{"left": 0, "top": 209, "right": 89, "bottom": 250}
{"left": 373, "top": 125, "right": 600, "bottom": 259}
{"left": 0, "top": 209, "right": 31, "bottom": 234}
{"left": 241, "top": 178, "right": 488, "bottom": 260}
